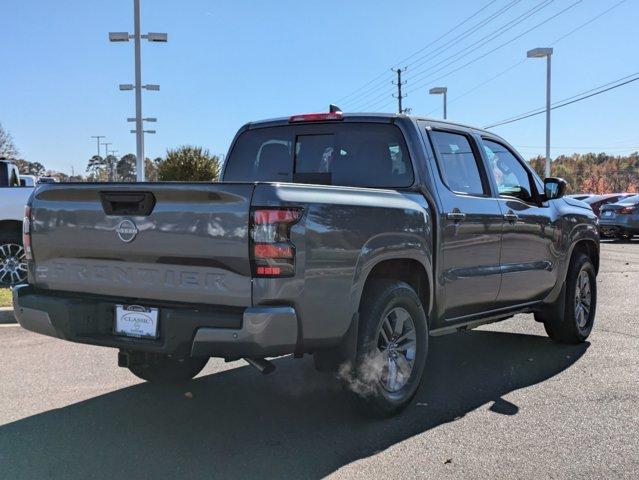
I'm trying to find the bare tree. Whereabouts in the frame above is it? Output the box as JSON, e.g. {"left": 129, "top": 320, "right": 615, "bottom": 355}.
{"left": 0, "top": 123, "right": 19, "bottom": 160}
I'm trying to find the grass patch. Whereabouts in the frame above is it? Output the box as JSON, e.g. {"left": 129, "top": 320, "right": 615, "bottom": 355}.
{"left": 0, "top": 288, "right": 12, "bottom": 308}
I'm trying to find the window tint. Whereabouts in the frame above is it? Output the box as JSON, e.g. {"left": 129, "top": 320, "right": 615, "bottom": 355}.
{"left": 430, "top": 131, "right": 485, "bottom": 195}
{"left": 483, "top": 140, "right": 533, "bottom": 199}
{"left": 223, "top": 123, "right": 413, "bottom": 188}
{"left": 224, "top": 128, "right": 293, "bottom": 182}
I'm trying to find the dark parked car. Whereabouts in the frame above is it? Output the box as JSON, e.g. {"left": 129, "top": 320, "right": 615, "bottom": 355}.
{"left": 599, "top": 194, "right": 639, "bottom": 240}
{"left": 13, "top": 112, "right": 600, "bottom": 416}
{"left": 585, "top": 193, "right": 634, "bottom": 216}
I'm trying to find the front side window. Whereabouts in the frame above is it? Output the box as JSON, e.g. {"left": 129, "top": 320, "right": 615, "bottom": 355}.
{"left": 224, "top": 123, "right": 413, "bottom": 188}
{"left": 430, "top": 130, "right": 486, "bottom": 195}
{"left": 483, "top": 139, "right": 534, "bottom": 200}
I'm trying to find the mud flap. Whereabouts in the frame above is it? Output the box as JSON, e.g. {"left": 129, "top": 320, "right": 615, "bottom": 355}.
{"left": 313, "top": 313, "right": 359, "bottom": 373}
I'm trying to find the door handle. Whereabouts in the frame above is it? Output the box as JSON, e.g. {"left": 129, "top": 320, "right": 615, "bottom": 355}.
{"left": 447, "top": 211, "right": 467, "bottom": 222}
{"left": 503, "top": 212, "right": 519, "bottom": 223}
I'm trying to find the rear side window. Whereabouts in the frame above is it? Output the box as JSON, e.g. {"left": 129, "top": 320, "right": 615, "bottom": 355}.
{"left": 430, "top": 131, "right": 486, "bottom": 195}
{"left": 223, "top": 127, "right": 294, "bottom": 182}
{"left": 223, "top": 123, "right": 413, "bottom": 188}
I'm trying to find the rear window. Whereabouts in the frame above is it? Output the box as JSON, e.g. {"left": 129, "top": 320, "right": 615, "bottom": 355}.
{"left": 620, "top": 195, "right": 639, "bottom": 204}
{"left": 223, "top": 123, "right": 414, "bottom": 188}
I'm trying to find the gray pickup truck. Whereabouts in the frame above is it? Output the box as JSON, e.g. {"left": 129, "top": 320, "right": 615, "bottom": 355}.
{"left": 13, "top": 112, "right": 599, "bottom": 416}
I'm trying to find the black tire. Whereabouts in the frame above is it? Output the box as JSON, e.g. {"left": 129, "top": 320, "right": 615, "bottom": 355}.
{"left": 0, "top": 230, "right": 27, "bottom": 287}
{"left": 128, "top": 353, "right": 208, "bottom": 384}
{"left": 350, "top": 280, "right": 428, "bottom": 417}
{"left": 617, "top": 232, "right": 634, "bottom": 241}
{"left": 542, "top": 253, "right": 597, "bottom": 344}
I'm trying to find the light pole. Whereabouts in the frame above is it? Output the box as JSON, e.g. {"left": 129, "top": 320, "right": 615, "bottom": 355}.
{"left": 109, "top": 0, "right": 167, "bottom": 181}
{"left": 91, "top": 135, "right": 105, "bottom": 157}
{"left": 527, "top": 47, "right": 553, "bottom": 178}
{"left": 429, "top": 87, "right": 448, "bottom": 119}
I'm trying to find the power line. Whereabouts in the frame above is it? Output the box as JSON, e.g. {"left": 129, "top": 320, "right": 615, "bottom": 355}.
{"left": 334, "top": 0, "right": 502, "bottom": 105}
{"left": 355, "top": 0, "right": 557, "bottom": 111}
{"left": 492, "top": 71, "right": 639, "bottom": 126}
{"left": 348, "top": 0, "right": 530, "bottom": 110}
{"left": 404, "top": 0, "right": 549, "bottom": 83}
{"left": 362, "top": 0, "right": 583, "bottom": 111}
{"left": 400, "top": 0, "right": 504, "bottom": 68}
{"left": 423, "top": 0, "right": 628, "bottom": 117}
{"left": 347, "top": 0, "right": 528, "bottom": 110}
{"left": 484, "top": 73, "right": 639, "bottom": 129}
{"left": 403, "top": 0, "right": 524, "bottom": 71}
{"left": 404, "top": 0, "right": 583, "bottom": 95}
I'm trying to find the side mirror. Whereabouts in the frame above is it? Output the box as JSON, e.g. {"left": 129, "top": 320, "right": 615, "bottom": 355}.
{"left": 543, "top": 177, "right": 567, "bottom": 200}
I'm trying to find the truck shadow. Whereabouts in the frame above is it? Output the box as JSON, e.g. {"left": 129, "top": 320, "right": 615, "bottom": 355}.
{"left": 0, "top": 330, "right": 587, "bottom": 480}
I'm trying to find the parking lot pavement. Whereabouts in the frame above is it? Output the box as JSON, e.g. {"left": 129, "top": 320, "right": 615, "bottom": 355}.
{"left": 0, "top": 241, "right": 637, "bottom": 479}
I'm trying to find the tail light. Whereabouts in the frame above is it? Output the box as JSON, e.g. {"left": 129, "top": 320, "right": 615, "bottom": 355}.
{"left": 618, "top": 206, "right": 637, "bottom": 215}
{"left": 250, "top": 208, "right": 301, "bottom": 277}
{"left": 23, "top": 205, "right": 33, "bottom": 260}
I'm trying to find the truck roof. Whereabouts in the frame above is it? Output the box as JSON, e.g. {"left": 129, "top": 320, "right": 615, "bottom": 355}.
{"left": 243, "top": 112, "right": 494, "bottom": 136}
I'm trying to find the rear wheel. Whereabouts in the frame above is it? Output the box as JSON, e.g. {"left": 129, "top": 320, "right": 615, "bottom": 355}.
{"left": 542, "top": 253, "right": 596, "bottom": 344}
{"left": 0, "top": 231, "right": 27, "bottom": 287}
{"left": 350, "top": 280, "right": 428, "bottom": 417}
{"left": 127, "top": 353, "right": 208, "bottom": 384}
{"left": 617, "top": 232, "right": 634, "bottom": 241}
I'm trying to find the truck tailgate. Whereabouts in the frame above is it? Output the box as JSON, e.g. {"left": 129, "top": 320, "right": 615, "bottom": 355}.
{"left": 29, "top": 183, "right": 254, "bottom": 307}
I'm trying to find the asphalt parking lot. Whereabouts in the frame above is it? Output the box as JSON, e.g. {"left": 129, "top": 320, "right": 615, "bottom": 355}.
{"left": 0, "top": 241, "right": 637, "bottom": 479}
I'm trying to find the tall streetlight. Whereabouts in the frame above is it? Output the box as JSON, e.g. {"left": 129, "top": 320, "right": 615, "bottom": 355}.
{"left": 109, "top": 0, "right": 167, "bottom": 181}
{"left": 429, "top": 87, "right": 448, "bottom": 119}
{"left": 527, "top": 47, "right": 553, "bottom": 178}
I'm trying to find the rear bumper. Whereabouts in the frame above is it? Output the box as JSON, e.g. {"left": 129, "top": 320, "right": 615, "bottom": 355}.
{"left": 599, "top": 217, "right": 639, "bottom": 233}
{"left": 12, "top": 285, "right": 298, "bottom": 359}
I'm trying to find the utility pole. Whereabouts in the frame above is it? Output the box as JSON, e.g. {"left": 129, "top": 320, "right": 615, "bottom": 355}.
{"left": 110, "top": 150, "right": 119, "bottom": 181}
{"left": 392, "top": 68, "right": 408, "bottom": 114}
{"left": 102, "top": 142, "right": 113, "bottom": 181}
{"left": 91, "top": 135, "right": 105, "bottom": 157}
{"left": 110, "top": 0, "right": 167, "bottom": 182}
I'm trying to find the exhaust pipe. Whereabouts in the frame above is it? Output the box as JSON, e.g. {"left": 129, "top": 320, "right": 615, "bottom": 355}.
{"left": 245, "top": 357, "right": 275, "bottom": 375}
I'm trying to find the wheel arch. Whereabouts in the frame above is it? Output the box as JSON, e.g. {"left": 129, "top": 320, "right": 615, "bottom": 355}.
{"left": 569, "top": 238, "right": 599, "bottom": 274}
{"left": 357, "top": 257, "right": 432, "bottom": 322}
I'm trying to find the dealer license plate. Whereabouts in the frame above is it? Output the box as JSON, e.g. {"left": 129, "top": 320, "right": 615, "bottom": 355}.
{"left": 114, "top": 305, "right": 159, "bottom": 339}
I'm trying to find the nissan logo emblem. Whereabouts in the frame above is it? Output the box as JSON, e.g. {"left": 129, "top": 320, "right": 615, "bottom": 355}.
{"left": 116, "top": 219, "right": 139, "bottom": 243}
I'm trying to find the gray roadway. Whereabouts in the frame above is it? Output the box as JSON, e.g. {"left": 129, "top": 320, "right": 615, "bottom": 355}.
{"left": 0, "top": 242, "right": 637, "bottom": 479}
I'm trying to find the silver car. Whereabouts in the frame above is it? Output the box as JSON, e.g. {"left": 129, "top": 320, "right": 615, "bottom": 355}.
{"left": 599, "top": 194, "right": 639, "bottom": 240}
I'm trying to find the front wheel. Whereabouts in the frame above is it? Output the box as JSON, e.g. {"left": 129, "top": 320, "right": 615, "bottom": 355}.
{"left": 617, "top": 232, "right": 634, "bottom": 241}
{"left": 127, "top": 353, "right": 208, "bottom": 384}
{"left": 349, "top": 280, "right": 428, "bottom": 417}
{"left": 542, "top": 253, "right": 597, "bottom": 344}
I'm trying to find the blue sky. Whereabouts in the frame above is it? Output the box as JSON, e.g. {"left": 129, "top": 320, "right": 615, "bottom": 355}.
{"left": 1, "top": 0, "right": 638, "bottom": 175}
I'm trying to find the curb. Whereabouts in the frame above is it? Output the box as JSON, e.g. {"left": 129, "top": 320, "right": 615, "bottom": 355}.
{"left": 0, "top": 307, "right": 16, "bottom": 324}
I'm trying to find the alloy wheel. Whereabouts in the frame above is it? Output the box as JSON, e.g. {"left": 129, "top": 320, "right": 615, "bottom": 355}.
{"left": 574, "top": 269, "right": 592, "bottom": 329}
{"left": 376, "top": 307, "right": 417, "bottom": 392}
{"left": 0, "top": 243, "right": 27, "bottom": 286}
